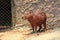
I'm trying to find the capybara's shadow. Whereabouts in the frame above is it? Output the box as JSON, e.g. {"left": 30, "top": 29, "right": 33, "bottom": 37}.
{"left": 25, "top": 30, "right": 44, "bottom": 35}
{"left": 24, "top": 28, "right": 53, "bottom": 35}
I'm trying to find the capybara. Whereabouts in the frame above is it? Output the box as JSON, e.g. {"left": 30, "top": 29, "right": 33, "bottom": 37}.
{"left": 22, "top": 10, "right": 47, "bottom": 33}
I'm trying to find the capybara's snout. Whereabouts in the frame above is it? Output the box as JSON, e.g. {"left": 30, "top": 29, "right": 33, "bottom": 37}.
{"left": 22, "top": 16, "right": 26, "bottom": 20}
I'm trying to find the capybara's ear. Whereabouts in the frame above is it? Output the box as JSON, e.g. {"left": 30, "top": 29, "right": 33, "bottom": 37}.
{"left": 29, "top": 10, "right": 32, "bottom": 12}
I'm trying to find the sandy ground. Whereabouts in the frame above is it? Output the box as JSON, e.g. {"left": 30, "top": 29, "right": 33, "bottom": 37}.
{"left": 0, "top": 28, "right": 60, "bottom": 40}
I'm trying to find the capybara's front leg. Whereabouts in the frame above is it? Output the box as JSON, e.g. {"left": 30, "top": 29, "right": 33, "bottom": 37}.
{"left": 31, "top": 25, "right": 35, "bottom": 33}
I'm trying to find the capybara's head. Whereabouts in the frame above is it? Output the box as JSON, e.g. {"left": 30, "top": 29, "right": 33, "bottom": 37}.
{"left": 22, "top": 10, "right": 33, "bottom": 20}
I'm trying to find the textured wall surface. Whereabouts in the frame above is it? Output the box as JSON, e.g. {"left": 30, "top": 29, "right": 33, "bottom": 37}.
{"left": 13, "top": 0, "right": 60, "bottom": 28}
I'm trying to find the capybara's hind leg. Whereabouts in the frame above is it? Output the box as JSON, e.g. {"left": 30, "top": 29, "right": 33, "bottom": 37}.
{"left": 37, "top": 25, "right": 42, "bottom": 32}
{"left": 34, "top": 26, "right": 37, "bottom": 33}
{"left": 43, "top": 22, "right": 46, "bottom": 32}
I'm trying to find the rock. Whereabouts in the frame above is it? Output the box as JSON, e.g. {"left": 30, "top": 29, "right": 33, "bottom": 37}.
{"left": 14, "top": 0, "right": 60, "bottom": 29}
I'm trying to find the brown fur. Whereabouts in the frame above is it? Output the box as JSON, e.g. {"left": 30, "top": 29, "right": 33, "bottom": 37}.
{"left": 22, "top": 10, "right": 47, "bottom": 33}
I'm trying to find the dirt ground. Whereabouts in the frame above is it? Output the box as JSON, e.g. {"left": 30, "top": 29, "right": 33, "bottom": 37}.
{"left": 0, "top": 28, "right": 60, "bottom": 40}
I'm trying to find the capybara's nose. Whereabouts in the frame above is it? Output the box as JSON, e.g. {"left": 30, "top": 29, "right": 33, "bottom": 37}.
{"left": 22, "top": 16, "right": 25, "bottom": 20}
{"left": 22, "top": 16, "right": 24, "bottom": 19}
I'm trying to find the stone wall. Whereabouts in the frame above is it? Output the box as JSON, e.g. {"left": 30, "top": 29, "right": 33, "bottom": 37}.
{"left": 13, "top": 0, "right": 60, "bottom": 28}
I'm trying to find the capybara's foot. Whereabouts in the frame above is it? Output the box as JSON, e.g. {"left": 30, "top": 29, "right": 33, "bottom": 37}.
{"left": 30, "top": 31, "right": 35, "bottom": 34}
{"left": 40, "top": 30, "right": 44, "bottom": 32}
{"left": 41, "top": 29, "right": 46, "bottom": 32}
{"left": 37, "top": 30, "right": 40, "bottom": 32}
